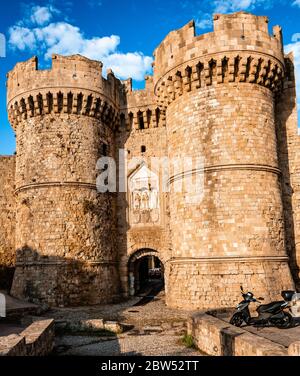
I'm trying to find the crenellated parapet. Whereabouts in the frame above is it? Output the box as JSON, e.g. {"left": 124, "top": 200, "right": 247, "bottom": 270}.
{"left": 7, "top": 55, "right": 122, "bottom": 130}
{"left": 5, "top": 10, "right": 298, "bottom": 309}
{"left": 119, "top": 75, "right": 166, "bottom": 131}
{"left": 8, "top": 89, "right": 120, "bottom": 130}
{"left": 153, "top": 12, "right": 286, "bottom": 107}
{"left": 155, "top": 53, "right": 284, "bottom": 106}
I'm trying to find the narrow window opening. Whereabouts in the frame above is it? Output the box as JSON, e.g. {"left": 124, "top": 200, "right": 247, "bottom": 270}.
{"left": 101, "top": 142, "right": 108, "bottom": 157}
{"left": 57, "top": 92, "right": 63, "bottom": 113}
{"left": 77, "top": 93, "right": 83, "bottom": 114}
{"left": 146, "top": 109, "right": 152, "bottom": 128}
{"left": 28, "top": 95, "right": 34, "bottom": 116}
{"left": 196, "top": 62, "right": 204, "bottom": 88}
{"left": 129, "top": 112, "right": 134, "bottom": 129}
{"left": 47, "top": 92, "right": 53, "bottom": 113}
{"left": 155, "top": 108, "right": 160, "bottom": 127}
{"left": 138, "top": 111, "right": 144, "bottom": 130}
{"left": 120, "top": 113, "right": 126, "bottom": 129}
{"left": 67, "top": 92, "right": 73, "bottom": 114}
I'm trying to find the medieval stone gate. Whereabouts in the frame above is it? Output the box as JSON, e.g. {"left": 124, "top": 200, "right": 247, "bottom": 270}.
{"left": 128, "top": 249, "right": 164, "bottom": 296}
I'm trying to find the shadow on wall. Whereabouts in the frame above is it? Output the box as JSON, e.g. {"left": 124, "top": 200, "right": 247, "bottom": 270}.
{"left": 0, "top": 265, "right": 15, "bottom": 292}
{"left": 10, "top": 245, "right": 120, "bottom": 307}
{"left": 115, "top": 80, "right": 170, "bottom": 298}
{"left": 276, "top": 56, "right": 300, "bottom": 290}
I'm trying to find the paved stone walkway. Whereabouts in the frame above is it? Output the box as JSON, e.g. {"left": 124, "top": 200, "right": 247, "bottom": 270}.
{"left": 45, "top": 290, "right": 191, "bottom": 329}
{"left": 0, "top": 291, "right": 39, "bottom": 337}
{"left": 0, "top": 291, "right": 38, "bottom": 317}
{"left": 54, "top": 332, "right": 200, "bottom": 356}
{"left": 47, "top": 288, "right": 202, "bottom": 356}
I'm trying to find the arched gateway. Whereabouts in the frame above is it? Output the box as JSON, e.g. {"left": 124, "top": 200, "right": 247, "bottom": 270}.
{"left": 128, "top": 249, "right": 164, "bottom": 296}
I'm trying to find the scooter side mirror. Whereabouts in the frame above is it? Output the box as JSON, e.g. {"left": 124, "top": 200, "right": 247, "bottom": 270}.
{"left": 258, "top": 297, "right": 264, "bottom": 301}
{"left": 240, "top": 285, "right": 244, "bottom": 292}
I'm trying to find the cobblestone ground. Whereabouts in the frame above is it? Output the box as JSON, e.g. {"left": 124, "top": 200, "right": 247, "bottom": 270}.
{"left": 54, "top": 333, "right": 200, "bottom": 356}
{"left": 46, "top": 287, "right": 203, "bottom": 356}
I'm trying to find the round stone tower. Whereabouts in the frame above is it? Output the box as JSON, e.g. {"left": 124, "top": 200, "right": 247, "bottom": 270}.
{"left": 7, "top": 55, "right": 120, "bottom": 306}
{"left": 153, "top": 12, "right": 295, "bottom": 309}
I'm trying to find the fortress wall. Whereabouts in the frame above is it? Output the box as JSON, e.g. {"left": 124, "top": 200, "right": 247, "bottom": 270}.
{"left": 116, "top": 124, "right": 170, "bottom": 295}
{"left": 276, "top": 54, "right": 300, "bottom": 289}
{"left": 154, "top": 11, "right": 294, "bottom": 309}
{"left": 0, "top": 156, "right": 16, "bottom": 290}
{"left": 153, "top": 12, "right": 284, "bottom": 85}
{"left": 7, "top": 55, "right": 121, "bottom": 107}
{"left": 117, "top": 78, "right": 171, "bottom": 296}
{"left": 8, "top": 55, "right": 121, "bottom": 306}
{"left": 4, "top": 11, "right": 298, "bottom": 309}
{"left": 166, "top": 83, "right": 293, "bottom": 309}
{"left": 120, "top": 76, "right": 165, "bottom": 130}
{"left": 14, "top": 114, "right": 113, "bottom": 188}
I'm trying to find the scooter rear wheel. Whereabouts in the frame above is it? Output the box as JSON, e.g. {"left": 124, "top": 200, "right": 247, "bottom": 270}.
{"left": 230, "top": 312, "right": 244, "bottom": 327}
{"left": 273, "top": 312, "right": 293, "bottom": 329}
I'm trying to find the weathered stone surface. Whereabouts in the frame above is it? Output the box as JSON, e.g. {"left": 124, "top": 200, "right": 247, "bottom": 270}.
{"left": 0, "top": 319, "right": 54, "bottom": 356}
{"left": 59, "top": 318, "right": 124, "bottom": 334}
{"left": 0, "top": 156, "right": 16, "bottom": 290}
{"left": 21, "top": 319, "right": 54, "bottom": 356}
{"left": 0, "top": 11, "right": 298, "bottom": 309}
{"left": 0, "top": 335, "right": 26, "bottom": 356}
{"left": 188, "top": 313, "right": 288, "bottom": 356}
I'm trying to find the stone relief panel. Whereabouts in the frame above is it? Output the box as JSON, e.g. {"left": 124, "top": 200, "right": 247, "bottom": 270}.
{"left": 128, "top": 164, "right": 160, "bottom": 226}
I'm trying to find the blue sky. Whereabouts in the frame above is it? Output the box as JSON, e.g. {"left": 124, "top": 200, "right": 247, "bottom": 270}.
{"left": 0, "top": 0, "right": 300, "bottom": 155}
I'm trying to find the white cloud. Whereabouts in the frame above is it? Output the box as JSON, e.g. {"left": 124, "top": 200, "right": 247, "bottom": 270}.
{"left": 292, "top": 33, "right": 300, "bottom": 42}
{"left": 293, "top": 0, "right": 300, "bottom": 7}
{"left": 212, "top": 0, "right": 269, "bottom": 13}
{"left": 88, "top": 0, "right": 103, "bottom": 8}
{"left": 8, "top": 5, "right": 153, "bottom": 81}
{"left": 8, "top": 26, "right": 36, "bottom": 50}
{"left": 196, "top": 14, "right": 213, "bottom": 30}
{"left": 103, "top": 53, "right": 153, "bottom": 81}
{"left": 194, "top": 0, "right": 274, "bottom": 30}
{"left": 30, "top": 6, "right": 58, "bottom": 26}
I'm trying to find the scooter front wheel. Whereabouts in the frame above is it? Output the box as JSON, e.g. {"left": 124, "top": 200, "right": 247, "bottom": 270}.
{"left": 273, "top": 312, "right": 293, "bottom": 329}
{"left": 230, "top": 312, "right": 244, "bottom": 327}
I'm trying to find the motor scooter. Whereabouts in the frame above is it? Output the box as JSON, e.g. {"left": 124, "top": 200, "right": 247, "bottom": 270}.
{"left": 230, "top": 286, "right": 295, "bottom": 329}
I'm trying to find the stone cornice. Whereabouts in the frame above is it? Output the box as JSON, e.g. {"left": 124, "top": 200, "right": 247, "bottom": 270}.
{"left": 168, "top": 164, "right": 281, "bottom": 185}
{"left": 169, "top": 256, "right": 289, "bottom": 264}
{"left": 15, "top": 181, "right": 97, "bottom": 194}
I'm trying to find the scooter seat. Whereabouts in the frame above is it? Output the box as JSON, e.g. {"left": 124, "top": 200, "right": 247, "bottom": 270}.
{"left": 257, "top": 301, "right": 285, "bottom": 313}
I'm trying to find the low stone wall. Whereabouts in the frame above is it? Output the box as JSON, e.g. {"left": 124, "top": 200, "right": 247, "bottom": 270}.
{"left": 55, "top": 318, "right": 127, "bottom": 334}
{"left": 187, "top": 313, "right": 299, "bottom": 356}
{"left": 0, "top": 335, "right": 27, "bottom": 356}
{"left": 0, "top": 319, "right": 54, "bottom": 356}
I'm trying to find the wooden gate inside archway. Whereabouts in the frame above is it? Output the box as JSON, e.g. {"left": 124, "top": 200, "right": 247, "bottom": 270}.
{"left": 128, "top": 249, "right": 164, "bottom": 296}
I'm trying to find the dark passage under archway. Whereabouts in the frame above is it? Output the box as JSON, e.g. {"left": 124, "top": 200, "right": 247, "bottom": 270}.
{"left": 128, "top": 251, "right": 164, "bottom": 299}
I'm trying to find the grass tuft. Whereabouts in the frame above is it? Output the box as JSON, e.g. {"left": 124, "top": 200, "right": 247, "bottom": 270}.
{"left": 181, "top": 333, "right": 195, "bottom": 349}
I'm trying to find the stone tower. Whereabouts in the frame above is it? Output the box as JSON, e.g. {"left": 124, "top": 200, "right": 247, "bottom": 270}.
{"left": 3, "top": 11, "right": 298, "bottom": 310}
{"left": 153, "top": 12, "right": 295, "bottom": 308}
{"left": 7, "top": 55, "right": 121, "bottom": 306}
